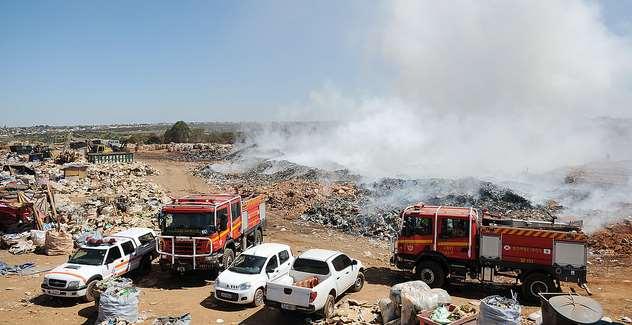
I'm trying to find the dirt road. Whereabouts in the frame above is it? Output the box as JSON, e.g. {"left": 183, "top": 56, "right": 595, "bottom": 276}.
{"left": 1, "top": 157, "right": 630, "bottom": 324}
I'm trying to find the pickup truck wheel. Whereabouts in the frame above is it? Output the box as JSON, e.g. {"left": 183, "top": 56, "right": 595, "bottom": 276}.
{"left": 83, "top": 280, "right": 98, "bottom": 302}
{"left": 321, "top": 294, "right": 335, "bottom": 319}
{"left": 522, "top": 273, "right": 555, "bottom": 303}
{"left": 222, "top": 248, "right": 235, "bottom": 270}
{"left": 253, "top": 288, "right": 264, "bottom": 307}
{"left": 350, "top": 272, "right": 364, "bottom": 292}
{"left": 254, "top": 229, "right": 263, "bottom": 246}
{"left": 416, "top": 261, "right": 445, "bottom": 288}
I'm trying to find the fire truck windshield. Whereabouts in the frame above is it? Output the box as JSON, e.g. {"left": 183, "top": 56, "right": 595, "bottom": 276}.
{"left": 161, "top": 213, "right": 216, "bottom": 235}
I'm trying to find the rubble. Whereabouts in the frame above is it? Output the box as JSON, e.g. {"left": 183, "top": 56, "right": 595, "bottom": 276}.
{"left": 0, "top": 150, "right": 169, "bottom": 241}
{"left": 587, "top": 217, "right": 632, "bottom": 257}
{"left": 306, "top": 297, "right": 380, "bottom": 325}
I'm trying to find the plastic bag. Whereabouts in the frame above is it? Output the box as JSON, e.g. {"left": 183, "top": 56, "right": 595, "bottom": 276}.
{"left": 391, "top": 281, "right": 447, "bottom": 325}
{"left": 30, "top": 230, "right": 46, "bottom": 247}
{"left": 378, "top": 297, "right": 398, "bottom": 323}
{"left": 153, "top": 313, "right": 192, "bottom": 325}
{"left": 96, "top": 286, "right": 140, "bottom": 323}
{"left": 478, "top": 295, "right": 521, "bottom": 325}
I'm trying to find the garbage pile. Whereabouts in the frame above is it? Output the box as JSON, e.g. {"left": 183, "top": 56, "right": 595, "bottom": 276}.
{"left": 96, "top": 277, "right": 140, "bottom": 324}
{"left": 587, "top": 217, "right": 632, "bottom": 257}
{"left": 1, "top": 150, "right": 169, "bottom": 244}
{"left": 196, "top": 153, "right": 557, "bottom": 240}
{"left": 478, "top": 295, "right": 521, "bottom": 325}
{"left": 167, "top": 143, "right": 232, "bottom": 161}
{"left": 153, "top": 313, "right": 192, "bottom": 325}
{"left": 306, "top": 298, "right": 380, "bottom": 325}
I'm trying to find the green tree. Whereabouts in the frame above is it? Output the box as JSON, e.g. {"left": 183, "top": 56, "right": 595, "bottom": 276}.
{"left": 190, "top": 128, "right": 206, "bottom": 143}
{"left": 163, "top": 121, "right": 191, "bottom": 143}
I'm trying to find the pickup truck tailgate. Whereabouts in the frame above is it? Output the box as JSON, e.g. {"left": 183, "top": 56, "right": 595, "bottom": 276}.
{"left": 266, "top": 282, "right": 312, "bottom": 307}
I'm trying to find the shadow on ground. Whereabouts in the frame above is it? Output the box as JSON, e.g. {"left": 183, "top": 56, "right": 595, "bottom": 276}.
{"left": 134, "top": 265, "right": 217, "bottom": 290}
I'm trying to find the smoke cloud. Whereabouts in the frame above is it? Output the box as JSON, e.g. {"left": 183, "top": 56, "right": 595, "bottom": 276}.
{"left": 243, "top": 1, "right": 632, "bottom": 226}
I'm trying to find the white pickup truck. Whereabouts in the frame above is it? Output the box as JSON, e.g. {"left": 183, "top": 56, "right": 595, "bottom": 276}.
{"left": 41, "top": 228, "right": 157, "bottom": 302}
{"left": 264, "top": 249, "right": 364, "bottom": 319}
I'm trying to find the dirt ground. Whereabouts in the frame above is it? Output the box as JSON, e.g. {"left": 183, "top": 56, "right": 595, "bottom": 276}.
{"left": 1, "top": 157, "right": 630, "bottom": 324}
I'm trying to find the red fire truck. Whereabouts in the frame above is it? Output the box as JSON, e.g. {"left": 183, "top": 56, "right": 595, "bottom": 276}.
{"left": 390, "top": 204, "right": 588, "bottom": 302}
{"left": 157, "top": 194, "right": 266, "bottom": 273}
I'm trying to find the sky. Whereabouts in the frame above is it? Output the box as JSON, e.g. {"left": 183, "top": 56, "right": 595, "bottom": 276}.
{"left": 1, "top": 0, "right": 631, "bottom": 126}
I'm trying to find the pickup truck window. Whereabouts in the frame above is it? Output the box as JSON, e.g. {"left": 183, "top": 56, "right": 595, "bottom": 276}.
{"left": 229, "top": 254, "right": 267, "bottom": 274}
{"left": 69, "top": 248, "right": 107, "bottom": 266}
{"left": 292, "top": 258, "right": 329, "bottom": 275}
{"left": 331, "top": 254, "right": 353, "bottom": 271}
{"left": 279, "top": 250, "right": 290, "bottom": 264}
{"left": 105, "top": 247, "right": 122, "bottom": 264}
{"left": 138, "top": 233, "right": 154, "bottom": 245}
{"left": 121, "top": 241, "right": 135, "bottom": 255}
{"left": 266, "top": 255, "right": 278, "bottom": 273}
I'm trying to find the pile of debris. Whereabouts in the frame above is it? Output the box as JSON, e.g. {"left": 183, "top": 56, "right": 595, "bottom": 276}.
{"left": 306, "top": 298, "right": 380, "bottom": 325}
{"left": 0, "top": 150, "right": 169, "bottom": 243}
{"left": 167, "top": 143, "right": 232, "bottom": 162}
{"left": 587, "top": 217, "right": 632, "bottom": 257}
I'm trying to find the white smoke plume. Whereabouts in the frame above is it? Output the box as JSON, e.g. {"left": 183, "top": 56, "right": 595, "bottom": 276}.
{"left": 243, "top": 1, "right": 632, "bottom": 227}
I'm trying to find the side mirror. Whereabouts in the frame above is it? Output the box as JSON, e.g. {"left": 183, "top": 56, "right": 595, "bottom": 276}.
{"left": 351, "top": 260, "right": 358, "bottom": 265}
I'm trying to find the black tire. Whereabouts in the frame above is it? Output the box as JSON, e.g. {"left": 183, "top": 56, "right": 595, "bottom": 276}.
{"left": 83, "top": 280, "right": 98, "bottom": 303}
{"left": 320, "top": 294, "right": 335, "bottom": 319}
{"left": 416, "top": 261, "right": 445, "bottom": 288}
{"left": 522, "top": 272, "right": 556, "bottom": 303}
{"left": 139, "top": 256, "right": 152, "bottom": 276}
{"left": 254, "top": 229, "right": 263, "bottom": 246}
{"left": 350, "top": 272, "right": 364, "bottom": 292}
{"left": 222, "top": 248, "right": 235, "bottom": 270}
{"left": 253, "top": 287, "right": 265, "bottom": 307}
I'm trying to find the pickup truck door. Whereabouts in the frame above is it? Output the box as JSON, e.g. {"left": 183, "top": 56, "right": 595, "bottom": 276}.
{"left": 120, "top": 240, "right": 138, "bottom": 270}
{"left": 331, "top": 254, "right": 356, "bottom": 294}
{"left": 103, "top": 246, "right": 127, "bottom": 277}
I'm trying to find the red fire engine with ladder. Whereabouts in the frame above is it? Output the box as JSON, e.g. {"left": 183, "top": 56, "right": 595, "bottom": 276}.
{"left": 390, "top": 204, "right": 588, "bottom": 302}
{"left": 157, "top": 194, "right": 266, "bottom": 273}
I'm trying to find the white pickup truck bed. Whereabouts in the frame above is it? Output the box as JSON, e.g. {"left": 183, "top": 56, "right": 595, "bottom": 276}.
{"left": 264, "top": 249, "right": 364, "bottom": 318}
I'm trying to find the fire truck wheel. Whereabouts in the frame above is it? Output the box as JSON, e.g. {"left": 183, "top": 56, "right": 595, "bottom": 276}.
{"left": 253, "top": 288, "right": 265, "bottom": 307}
{"left": 350, "top": 272, "right": 364, "bottom": 292}
{"left": 522, "top": 272, "right": 555, "bottom": 302}
{"left": 416, "top": 261, "right": 445, "bottom": 288}
{"left": 222, "top": 248, "right": 235, "bottom": 270}
{"left": 254, "top": 229, "right": 263, "bottom": 245}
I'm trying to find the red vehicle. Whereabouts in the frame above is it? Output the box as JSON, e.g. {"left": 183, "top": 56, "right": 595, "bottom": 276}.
{"left": 157, "top": 194, "right": 266, "bottom": 273}
{"left": 391, "top": 204, "right": 588, "bottom": 302}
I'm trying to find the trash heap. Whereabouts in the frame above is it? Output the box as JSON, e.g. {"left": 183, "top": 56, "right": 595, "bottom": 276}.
{"left": 167, "top": 143, "right": 232, "bottom": 161}
{"left": 0, "top": 150, "right": 169, "bottom": 247}
{"left": 306, "top": 298, "right": 381, "bottom": 325}
{"left": 587, "top": 217, "right": 632, "bottom": 258}
{"left": 478, "top": 295, "right": 521, "bottom": 325}
{"left": 96, "top": 277, "right": 140, "bottom": 324}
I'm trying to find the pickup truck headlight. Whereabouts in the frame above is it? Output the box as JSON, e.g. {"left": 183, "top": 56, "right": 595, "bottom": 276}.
{"left": 238, "top": 282, "right": 251, "bottom": 290}
{"left": 67, "top": 281, "right": 80, "bottom": 289}
{"left": 214, "top": 280, "right": 222, "bottom": 288}
{"left": 42, "top": 278, "right": 49, "bottom": 286}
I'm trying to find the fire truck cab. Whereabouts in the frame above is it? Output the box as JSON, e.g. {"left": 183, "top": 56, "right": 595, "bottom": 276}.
{"left": 157, "top": 194, "right": 266, "bottom": 273}
{"left": 391, "top": 204, "right": 588, "bottom": 302}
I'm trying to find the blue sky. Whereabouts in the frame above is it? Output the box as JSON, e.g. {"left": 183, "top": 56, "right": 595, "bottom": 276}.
{"left": 0, "top": 0, "right": 630, "bottom": 126}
